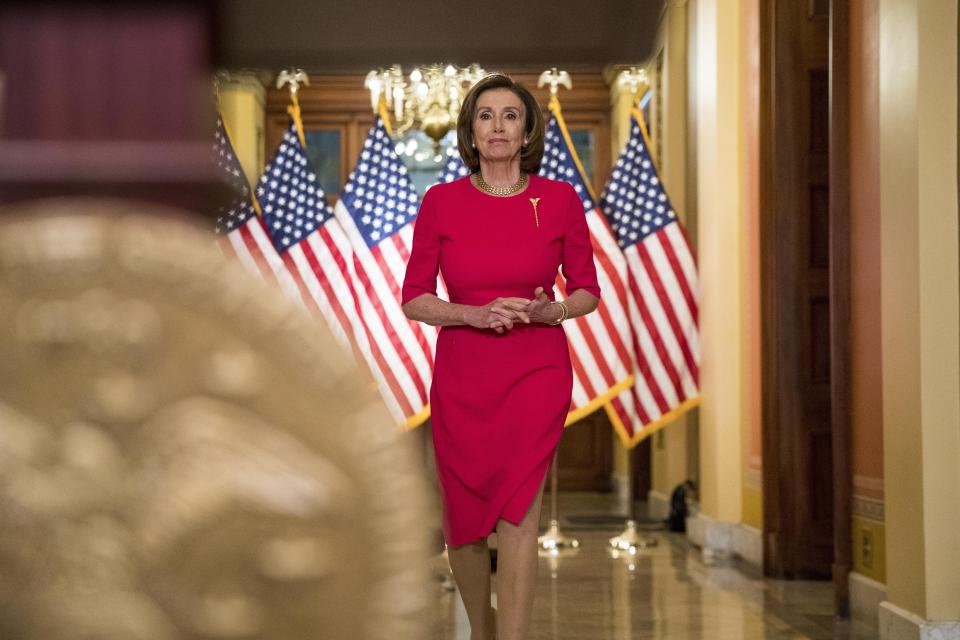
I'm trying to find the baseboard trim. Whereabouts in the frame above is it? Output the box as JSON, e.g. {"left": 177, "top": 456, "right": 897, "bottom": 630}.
{"left": 849, "top": 571, "right": 885, "bottom": 630}
{"left": 685, "top": 511, "right": 762, "bottom": 570}
{"left": 611, "top": 473, "right": 631, "bottom": 514}
{"left": 879, "top": 601, "right": 960, "bottom": 639}
{"left": 731, "top": 522, "right": 762, "bottom": 569}
{"left": 647, "top": 489, "right": 670, "bottom": 521}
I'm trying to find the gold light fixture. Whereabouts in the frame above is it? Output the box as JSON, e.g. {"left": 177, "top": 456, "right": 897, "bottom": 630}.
{"left": 365, "top": 64, "right": 487, "bottom": 150}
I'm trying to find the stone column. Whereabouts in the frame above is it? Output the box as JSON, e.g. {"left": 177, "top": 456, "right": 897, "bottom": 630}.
{"left": 218, "top": 72, "right": 267, "bottom": 190}
{"left": 878, "top": 0, "right": 960, "bottom": 637}
{"left": 686, "top": 0, "right": 747, "bottom": 560}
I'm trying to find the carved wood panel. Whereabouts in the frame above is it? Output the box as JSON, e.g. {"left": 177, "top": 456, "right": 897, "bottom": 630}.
{"left": 760, "top": 0, "right": 836, "bottom": 581}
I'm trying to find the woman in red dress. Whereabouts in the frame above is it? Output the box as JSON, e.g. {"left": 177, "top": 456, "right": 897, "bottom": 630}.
{"left": 401, "top": 74, "right": 600, "bottom": 640}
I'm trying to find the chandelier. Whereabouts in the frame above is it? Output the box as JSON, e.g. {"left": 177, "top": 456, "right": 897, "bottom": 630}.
{"left": 365, "top": 64, "right": 487, "bottom": 151}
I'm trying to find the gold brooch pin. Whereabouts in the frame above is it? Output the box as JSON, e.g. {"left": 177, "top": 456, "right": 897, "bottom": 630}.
{"left": 529, "top": 197, "right": 541, "bottom": 228}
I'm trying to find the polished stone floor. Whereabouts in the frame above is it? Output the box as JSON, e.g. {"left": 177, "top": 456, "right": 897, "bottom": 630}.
{"left": 429, "top": 492, "right": 877, "bottom": 640}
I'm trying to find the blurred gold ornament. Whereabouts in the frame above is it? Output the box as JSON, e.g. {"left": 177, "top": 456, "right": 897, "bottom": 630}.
{"left": 0, "top": 199, "right": 434, "bottom": 640}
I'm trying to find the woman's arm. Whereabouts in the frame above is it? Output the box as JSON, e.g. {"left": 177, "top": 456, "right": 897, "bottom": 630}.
{"left": 524, "top": 287, "right": 599, "bottom": 324}
{"left": 402, "top": 293, "right": 533, "bottom": 333}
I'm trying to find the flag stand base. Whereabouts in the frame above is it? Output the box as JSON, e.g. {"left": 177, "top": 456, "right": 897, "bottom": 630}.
{"left": 538, "top": 519, "right": 580, "bottom": 551}
{"left": 537, "top": 450, "right": 579, "bottom": 552}
{"left": 608, "top": 519, "right": 658, "bottom": 551}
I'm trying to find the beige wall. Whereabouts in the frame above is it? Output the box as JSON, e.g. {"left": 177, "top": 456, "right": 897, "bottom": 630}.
{"left": 648, "top": 0, "right": 696, "bottom": 504}
{"left": 879, "top": 0, "right": 960, "bottom": 621}
{"left": 740, "top": 0, "right": 762, "bottom": 531}
{"left": 849, "top": 0, "right": 886, "bottom": 585}
{"left": 692, "top": 0, "right": 745, "bottom": 523}
{"left": 850, "top": 0, "right": 885, "bottom": 503}
{"left": 608, "top": 81, "right": 635, "bottom": 496}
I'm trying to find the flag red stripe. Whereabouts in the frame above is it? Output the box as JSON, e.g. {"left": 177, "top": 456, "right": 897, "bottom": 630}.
{"left": 370, "top": 245, "right": 435, "bottom": 368}
{"left": 655, "top": 229, "right": 699, "bottom": 327}
{"left": 629, "top": 383, "right": 650, "bottom": 427}
{"left": 558, "top": 272, "right": 618, "bottom": 388}
{"left": 624, "top": 268, "right": 674, "bottom": 413}
{"left": 392, "top": 232, "right": 411, "bottom": 263}
{"left": 280, "top": 251, "right": 325, "bottom": 318}
{"left": 555, "top": 277, "right": 599, "bottom": 401}
{"left": 568, "top": 339, "right": 598, "bottom": 401}
{"left": 588, "top": 300, "right": 632, "bottom": 376}
{"left": 616, "top": 377, "right": 652, "bottom": 432}
{"left": 318, "top": 227, "right": 416, "bottom": 418}
{"left": 298, "top": 239, "right": 361, "bottom": 358}
{"left": 636, "top": 241, "right": 697, "bottom": 392}
{"left": 588, "top": 221, "right": 631, "bottom": 315}
{"left": 239, "top": 223, "right": 280, "bottom": 288}
{"left": 656, "top": 230, "right": 700, "bottom": 387}
{"left": 610, "top": 397, "right": 633, "bottom": 438}
{"left": 352, "top": 253, "right": 430, "bottom": 403}
{"left": 611, "top": 381, "right": 653, "bottom": 439}
{"left": 571, "top": 315, "right": 618, "bottom": 387}
{"left": 585, "top": 236, "right": 634, "bottom": 373}
{"left": 673, "top": 222, "right": 698, "bottom": 267}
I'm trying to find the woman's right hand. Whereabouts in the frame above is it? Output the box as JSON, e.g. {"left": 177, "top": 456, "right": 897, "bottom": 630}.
{"left": 464, "top": 297, "right": 531, "bottom": 333}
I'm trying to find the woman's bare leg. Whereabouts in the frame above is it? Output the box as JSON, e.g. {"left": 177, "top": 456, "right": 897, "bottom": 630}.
{"left": 494, "top": 474, "right": 548, "bottom": 640}
{"left": 447, "top": 538, "right": 496, "bottom": 640}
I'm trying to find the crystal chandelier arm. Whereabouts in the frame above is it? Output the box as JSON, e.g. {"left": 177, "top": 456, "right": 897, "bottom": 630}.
{"left": 364, "top": 63, "right": 486, "bottom": 141}
{"left": 364, "top": 70, "right": 384, "bottom": 113}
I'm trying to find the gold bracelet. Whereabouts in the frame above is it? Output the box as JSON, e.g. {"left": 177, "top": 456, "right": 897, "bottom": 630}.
{"left": 549, "top": 300, "right": 569, "bottom": 325}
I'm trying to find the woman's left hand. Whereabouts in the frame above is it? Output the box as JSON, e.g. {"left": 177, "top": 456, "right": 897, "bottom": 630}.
{"left": 523, "top": 286, "right": 560, "bottom": 324}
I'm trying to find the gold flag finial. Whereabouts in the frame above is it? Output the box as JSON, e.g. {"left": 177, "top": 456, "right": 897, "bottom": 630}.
{"left": 276, "top": 69, "right": 310, "bottom": 147}
{"left": 276, "top": 68, "right": 310, "bottom": 97}
{"left": 615, "top": 66, "right": 649, "bottom": 106}
{"left": 537, "top": 67, "right": 572, "bottom": 96}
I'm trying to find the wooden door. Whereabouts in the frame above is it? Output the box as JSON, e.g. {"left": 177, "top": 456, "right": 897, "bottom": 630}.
{"left": 760, "top": 0, "right": 835, "bottom": 579}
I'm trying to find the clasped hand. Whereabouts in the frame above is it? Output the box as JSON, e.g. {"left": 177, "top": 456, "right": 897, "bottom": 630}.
{"left": 467, "top": 287, "right": 558, "bottom": 334}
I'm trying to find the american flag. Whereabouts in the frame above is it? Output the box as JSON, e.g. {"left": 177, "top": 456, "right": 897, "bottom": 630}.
{"left": 600, "top": 109, "right": 700, "bottom": 444}
{"left": 539, "top": 101, "right": 637, "bottom": 431}
{"left": 438, "top": 149, "right": 470, "bottom": 184}
{"left": 255, "top": 122, "right": 371, "bottom": 357}
{"left": 213, "top": 115, "right": 306, "bottom": 307}
{"left": 335, "top": 118, "right": 436, "bottom": 428}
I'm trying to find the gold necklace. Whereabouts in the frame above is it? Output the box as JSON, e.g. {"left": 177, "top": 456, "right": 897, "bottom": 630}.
{"left": 473, "top": 172, "right": 528, "bottom": 196}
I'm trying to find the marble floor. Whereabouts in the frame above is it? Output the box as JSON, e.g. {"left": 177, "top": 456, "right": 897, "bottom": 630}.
{"left": 429, "top": 492, "right": 877, "bottom": 640}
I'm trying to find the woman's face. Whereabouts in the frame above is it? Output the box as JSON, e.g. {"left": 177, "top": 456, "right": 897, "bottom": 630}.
{"left": 472, "top": 88, "right": 526, "bottom": 166}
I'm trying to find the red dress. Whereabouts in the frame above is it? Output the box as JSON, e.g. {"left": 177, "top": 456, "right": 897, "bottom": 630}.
{"left": 401, "top": 174, "right": 600, "bottom": 547}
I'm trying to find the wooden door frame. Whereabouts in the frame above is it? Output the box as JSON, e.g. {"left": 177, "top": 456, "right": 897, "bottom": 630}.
{"left": 759, "top": 0, "right": 852, "bottom": 613}
{"left": 827, "top": 0, "right": 852, "bottom": 617}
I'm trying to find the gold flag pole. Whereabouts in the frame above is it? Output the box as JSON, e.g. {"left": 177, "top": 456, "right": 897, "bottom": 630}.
{"left": 277, "top": 68, "right": 310, "bottom": 147}
{"left": 535, "top": 67, "right": 580, "bottom": 555}
{"left": 607, "top": 65, "right": 659, "bottom": 555}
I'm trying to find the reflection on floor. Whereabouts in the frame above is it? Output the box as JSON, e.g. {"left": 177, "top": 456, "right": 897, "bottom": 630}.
{"left": 430, "top": 492, "right": 877, "bottom": 640}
